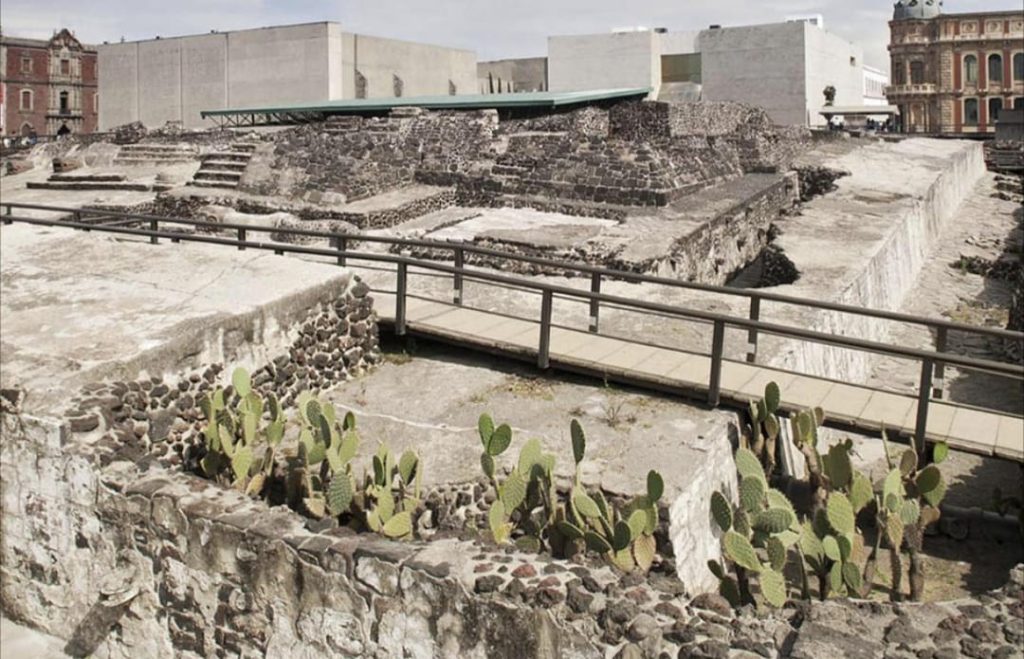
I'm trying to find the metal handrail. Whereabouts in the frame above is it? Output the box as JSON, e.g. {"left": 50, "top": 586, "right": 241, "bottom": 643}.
{"left": 4, "top": 211, "right": 1021, "bottom": 378}
{"left": 4, "top": 201, "right": 1021, "bottom": 344}
{"left": 4, "top": 208, "right": 1022, "bottom": 458}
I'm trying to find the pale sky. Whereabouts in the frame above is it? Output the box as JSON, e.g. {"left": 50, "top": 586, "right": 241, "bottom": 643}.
{"left": 2, "top": 0, "right": 1022, "bottom": 71}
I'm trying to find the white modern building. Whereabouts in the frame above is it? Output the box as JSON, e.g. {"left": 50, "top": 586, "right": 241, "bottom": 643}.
{"left": 863, "top": 64, "right": 890, "bottom": 106}
{"left": 98, "top": 22, "right": 478, "bottom": 130}
{"left": 546, "top": 20, "right": 872, "bottom": 126}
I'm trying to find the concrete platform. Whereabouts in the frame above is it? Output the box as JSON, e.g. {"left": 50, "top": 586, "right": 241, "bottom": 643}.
{"left": 0, "top": 224, "right": 356, "bottom": 417}
{"left": 323, "top": 342, "right": 739, "bottom": 591}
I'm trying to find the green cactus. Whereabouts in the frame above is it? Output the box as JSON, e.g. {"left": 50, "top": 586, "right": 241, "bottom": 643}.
{"left": 744, "top": 382, "right": 783, "bottom": 479}
{"left": 362, "top": 442, "right": 421, "bottom": 540}
{"left": 477, "top": 415, "right": 663, "bottom": 571}
{"left": 869, "top": 429, "right": 948, "bottom": 601}
{"left": 197, "top": 367, "right": 285, "bottom": 496}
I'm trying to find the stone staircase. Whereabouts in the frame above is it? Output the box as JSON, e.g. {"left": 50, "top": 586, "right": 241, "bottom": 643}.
{"left": 187, "top": 142, "right": 258, "bottom": 190}
{"left": 112, "top": 143, "right": 198, "bottom": 166}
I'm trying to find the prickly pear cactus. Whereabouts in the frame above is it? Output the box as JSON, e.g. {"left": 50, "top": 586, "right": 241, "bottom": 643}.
{"left": 709, "top": 447, "right": 800, "bottom": 608}
{"left": 745, "top": 382, "right": 783, "bottom": 479}
{"left": 198, "top": 367, "right": 285, "bottom": 497}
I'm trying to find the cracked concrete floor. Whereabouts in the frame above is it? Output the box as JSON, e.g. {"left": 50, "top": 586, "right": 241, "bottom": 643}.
{"left": 321, "top": 340, "right": 737, "bottom": 501}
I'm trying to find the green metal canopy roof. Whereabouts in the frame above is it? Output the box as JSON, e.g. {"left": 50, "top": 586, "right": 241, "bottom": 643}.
{"left": 201, "top": 88, "right": 652, "bottom": 126}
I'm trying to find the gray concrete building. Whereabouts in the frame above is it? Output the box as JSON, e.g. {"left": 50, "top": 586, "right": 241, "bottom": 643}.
{"left": 476, "top": 57, "right": 548, "bottom": 93}
{"left": 699, "top": 22, "right": 865, "bottom": 126}
{"left": 98, "top": 22, "right": 477, "bottom": 130}
{"left": 544, "top": 21, "right": 867, "bottom": 126}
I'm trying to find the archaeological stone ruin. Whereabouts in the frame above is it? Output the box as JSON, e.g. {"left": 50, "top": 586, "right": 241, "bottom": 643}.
{"left": 1, "top": 91, "right": 1023, "bottom": 659}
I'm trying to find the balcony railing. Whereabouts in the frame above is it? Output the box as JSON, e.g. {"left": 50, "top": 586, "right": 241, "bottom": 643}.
{"left": 887, "top": 83, "right": 937, "bottom": 95}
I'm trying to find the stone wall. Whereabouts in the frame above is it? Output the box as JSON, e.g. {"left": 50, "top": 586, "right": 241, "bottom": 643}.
{"left": 767, "top": 140, "right": 987, "bottom": 383}
{"left": 611, "top": 173, "right": 799, "bottom": 284}
{"left": 247, "top": 102, "right": 806, "bottom": 212}
{"left": 3, "top": 401, "right": 1020, "bottom": 659}
{"left": 609, "top": 101, "right": 772, "bottom": 140}
{"left": 58, "top": 281, "right": 378, "bottom": 469}
{"left": 254, "top": 109, "right": 499, "bottom": 204}
{"left": 499, "top": 106, "right": 610, "bottom": 137}
{"left": 481, "top": 132, "right": 743, "bottom": 208}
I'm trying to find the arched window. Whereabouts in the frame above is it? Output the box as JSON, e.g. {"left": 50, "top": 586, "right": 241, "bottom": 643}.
{"left": 19, "top": 89, "right": 33, "bottom": 111}
{"left": 893, "top": 61, "right": 906, "bottom": 85}
{"left": 1014, "top": 53, "right": 1024, "bottom": 81}
{"left": 988, "top": 97, "right": 1003, "bottom": 123}
{"left": 988, "top": 54, "right": 1003, "bottom": 83}
{"left": 964, "top": 98, "right": 979, "bottom": 125}
{"left": 59, "top": 91, "right": 69, "bottom": 114}
{"left": 964, "top": 55, "right": 978, "bottom": 84}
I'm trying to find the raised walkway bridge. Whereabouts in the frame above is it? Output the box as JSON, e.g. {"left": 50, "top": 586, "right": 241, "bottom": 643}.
{"left": 3, "top": 201, "right": 1022, "bottom": 463}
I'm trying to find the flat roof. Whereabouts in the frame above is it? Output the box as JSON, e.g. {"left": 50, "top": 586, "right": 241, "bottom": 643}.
{"left": 201, "top": 88, "right": 652, "bottom": 122}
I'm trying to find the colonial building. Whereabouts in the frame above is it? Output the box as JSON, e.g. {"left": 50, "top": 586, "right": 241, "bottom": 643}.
{"left": 887, "top": 0, "right": 1024, "bottom": 134}
{"left": 0, "top": 28, "right": 99, "bottom": 137}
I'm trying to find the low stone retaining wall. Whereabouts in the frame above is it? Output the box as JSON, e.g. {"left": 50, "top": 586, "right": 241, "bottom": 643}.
{"left": 636, "top": 173, "right": 799, "bottom": 285}
{"left": 3, "top": 405, "right": 1019, "bottom": 659}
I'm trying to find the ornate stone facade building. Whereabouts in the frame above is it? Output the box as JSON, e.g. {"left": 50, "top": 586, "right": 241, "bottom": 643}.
{"left": 0, "top": 28, "right": 98, "bottom": 137}
{"left": 887, "top": 1, "right": 1024, "bottom": 134}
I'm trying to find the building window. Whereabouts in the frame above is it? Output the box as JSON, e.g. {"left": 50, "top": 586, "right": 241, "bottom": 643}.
{"left": 893, "top": 61, "right": 905, "bottom": 85}
{"left": 964, "top": 55, "right": 978, "bottom": 84}
{"left": 988, "top": 97, "right": 1003, "bottom": 123}
{"left": 988, "top": 54, "right": 1003, "bottom": 84}
{"left": 910, "top": 61, "right": 925, "bottom": 84}
{"left": 59, "top": 91, "right": 69, "bottom": 114}
{"left": 21, "top": 57, "right": 32, "bottom": 73}
{"left": 964, "top": 98, "right": 979, "bottom": 125}
{"left": 19, "top": 89, "right": 33, "bottom": 111}
{"left": 1015, "top": 97, "right": 1024, "bottom": 110}
{"left": 60, "top": 59, "right": 70, "bottom": 75}
{"left": 1014, "top": 53, "right": 1024, "bottom": 81}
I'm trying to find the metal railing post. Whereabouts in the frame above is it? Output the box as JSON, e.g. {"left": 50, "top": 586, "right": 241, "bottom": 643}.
{"left": 237, "top": 228, "right": 246, "bottom": 251}
{"left": 746, "top": 296, "right": 761, "bottom": 363}
{"left": 454, "top": 248, "right": 464, "bottom": 305}
{"left": 149, "top": 219, "right": 158, "bottom": 245}
{"left": 334, "top": 236, "right": 346, "bottom": 266}
{"left": 932, "top": 326, "right": 947, "bottom": 399}
{"left": 589, "top": 272, "right": 601, "bottom": 333}
{"left": 538, "top": 289, "right": 553, "bottom": 369}
{"left": 2, "top": 204, "right": 10, "bottom": 224}
{"left": 914, "top": 357, "right": 934, "bottom": 460}
{"left": 395, "top": 261, "right": 408, "bottom": 336}
{"left": 708, "top": 319, "right": 726, "bottom": 407}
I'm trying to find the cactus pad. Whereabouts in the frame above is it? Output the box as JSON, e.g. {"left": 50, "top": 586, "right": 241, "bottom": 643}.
{"left": 723, "top": 531, "right": 761, "bottom": 572}
{"left": 826, "top": 492, "right": 855, "bottom": 536}
{"left": 760, "top": 568, "right": 787, "bottom": 607}
{"left": 710, "top": 491, "right": 733, "bottom": 532}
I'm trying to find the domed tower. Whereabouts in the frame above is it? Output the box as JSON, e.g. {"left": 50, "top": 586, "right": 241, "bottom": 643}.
{"left": 893, "top": 0, "right": 942, "bottom": 21}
